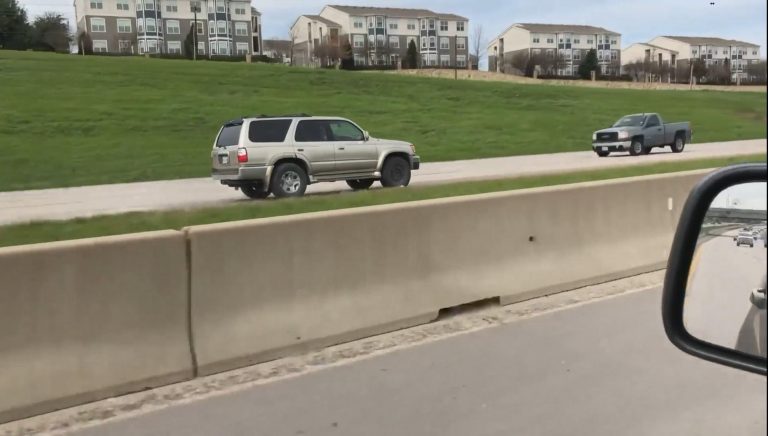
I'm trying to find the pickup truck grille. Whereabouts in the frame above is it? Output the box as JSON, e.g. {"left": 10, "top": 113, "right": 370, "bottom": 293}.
{"left": 594, "top": 132, "right": 619, "bottom": 143}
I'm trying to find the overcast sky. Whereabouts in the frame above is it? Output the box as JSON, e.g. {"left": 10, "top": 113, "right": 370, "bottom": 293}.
{"left": 19, "top": 0, "right": 767, "bottom": 54}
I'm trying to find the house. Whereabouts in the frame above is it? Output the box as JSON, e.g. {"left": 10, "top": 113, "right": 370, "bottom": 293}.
{"left": 73, "top": 0, "right": 263, "bottom": 57}
{"left": 621, "top": 43, "right": 679, "bottom": 80}
{"left": 290, "top": 5, "right": 469, "bottom": 67}
{"left": 263, "top": 39, "right": 292, "bottom": 63}
{"left": 646, "top": 36, "right": 761, "bottom": 80}
{"left": 487, "top": 23, "right": 622, "bottom": 76}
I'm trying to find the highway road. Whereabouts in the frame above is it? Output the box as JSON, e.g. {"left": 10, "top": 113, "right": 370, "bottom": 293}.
{"left": 59, "top": 285, "right": 766, "bottom": 436}
{"left": 0, "top": 139, "right": 765, "bottom": 225}
{"left": 685, "top": 229, "right": 767, "bottom": 353}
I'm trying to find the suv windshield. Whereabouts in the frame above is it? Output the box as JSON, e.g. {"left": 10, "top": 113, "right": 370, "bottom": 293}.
{"left": 216, "top": 123, "right": 242, "bottom": 147}
{"left": 613, "top": 115, "right": 646, "bottom": 127}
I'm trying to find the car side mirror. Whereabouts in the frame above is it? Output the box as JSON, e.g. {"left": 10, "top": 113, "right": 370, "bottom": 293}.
{"left": 363, "top": 130, "right": 370, "bottom": 141}
{"left": 662, "top": 163, "right": 767, "bottom": 376}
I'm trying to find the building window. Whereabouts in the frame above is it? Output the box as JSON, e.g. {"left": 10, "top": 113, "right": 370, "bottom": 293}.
{"left": 421, "top": 20, "right": 426, "bottom": 30}
{"left": 218, "top": 41, "right": 229, "bottom": 55}
{"left": 389, "top": 36, "right": 399, "bottom": 49}
{"left": 389, "top": 22, "right": 398, "bottom": 30}
{"left": 92, "top": 40, "right": 108, "bottom": 52}
{"left": 167, "top": 41, "right": 182, "bottom": 54}
{"left": 145, "top": 18, "right": 156, "bottom": 33}
{"left": 116, "top": 0, "right": 129, "bottom": 11}
{"left": 145, "top": 0, "right": 155, "bottom": 11}
{"left": 353, "top": 19, "right": 363, "bottom": 29}
{"left": 429, "top": 36, "right": 436, "bottom": 49}
{"left": 208, "top": 20, "right": 215, "bottom": 34}
{"left": 353, "top": 35, "right": 364, "bottom": 48}
{"left": 137, "top": 18, "right": 143, "bottom": 32}
{"left": 457, "top": 21, "right": 465, "bottom": 32}
{"left": 752, "top": 50, "right": 758, "bottom": 55}
{"left": 546, "top": 38, "right": 554, "bottom": 44}
{"left": 440, "top": 20, "right": 448, "bottom": 31}
{"left": 216, "top": 4, "right": 226, "bottom": 13}
{"left": 166, "top": 20, "right": 180, "bottom": 34}
{"left": 456, "top": 37, "right": 466, "bottom": 50}
{"left": 574, "top": 38, "right": 580, "bottom": 44}
{"left": 117, "top": 18, "right": 132, "bottom": 33}
{"left": 428, "top": 19, "right": 435, "bottom": 30}
{"left": 236, "top": 42, "right": 249, "bottom": 55}
{"left": 407, "top": 22, "right": 416, "bottom": 30}
{"left": 532, "top": 37, "right": 540, "bottom": 43}
{"left": 147, "top": 39, "right": 157, "bottom": 53}
{"left": 136, "top": 2, "right": 142, "bottom": 11}
{"left": 692, "top": 49, "right": 697, "bottom": 55}
{"left": 89, "top": 0, "right": 103, "bottom": 9}
{"left": 217, "top": 20, "right": 227, "bottom": 34}
{"left": 376, "top": 34, "right": 385, "bottom": 47}
{"left": 586, "top": 38, "right": 593, "bottom": 44}
{"left": 573, "top": 50, "right": 581, "bottom": 61}
{"left": 376, "top": 16, "right": 384, "bottom": 28}
{"left": 235, "top": 22, "right": 248, "bottom": 36}
{"left": 611, "top": 50, "right": 618, "bottom": 61}
{"left": 457, "top": 55, "right": 466, "bottom": 67}
{"left": 118, "top": 40, "right": 131, "bottom": 52}
{"left": 190, "top": 1, "right": 202, "bottom": 12}
{"left": 440, "top": 54, "right": 450, "bottom": 66}
{"left": 166, "top": 0, "right": 178, "bottom": 12}
{"left": 197, "top": 41, "right": 205, "bottom": 54}
{"left": 439, "top": 37, "right": 449, "bottom": 50}
{"left": 90, "top": 17, "right": 106, "bottom": 32}
{"left": 235, "top": 7, "right": 246, "bottom": 15}
{"left": 610, "top": 39, "right": 617, "bottom": 45}
{"left": 196, "top": 21, "right": 205, "bottom": 35}
{"left": 421, "top": 37, "right": 427, "bottom": 49}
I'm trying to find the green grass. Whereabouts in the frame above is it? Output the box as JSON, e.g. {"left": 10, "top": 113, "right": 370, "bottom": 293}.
{"left": 0, "top": 50, "right": 765, "bottom": 192}
{"left": 0, "top": 154, "right": 764, "bottom": 249}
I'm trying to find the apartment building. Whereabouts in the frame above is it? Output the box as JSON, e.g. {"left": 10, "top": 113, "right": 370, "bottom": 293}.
{"left": 290, "top": 5, "right": 469, "bottom": 67}
{"left": 488, "top": 23, "right": 622, "bottom": 76}
{"left": 645, "top": 36, "right": 761, "bottom": 79}
{"left": 73, "top": 0, "right": 263, "bottom": 57}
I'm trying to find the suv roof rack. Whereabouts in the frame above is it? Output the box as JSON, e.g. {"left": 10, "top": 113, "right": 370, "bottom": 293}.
{"left": 247, "top": 113, "right": 313, "bottom": 119}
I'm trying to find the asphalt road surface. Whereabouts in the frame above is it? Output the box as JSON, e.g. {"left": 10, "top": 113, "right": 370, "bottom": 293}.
{"left": 0, "top": 139, "right": 765, "bottom": 225}
{"left": 686, "top": 229, "right": 767, "bottom": 352}
{"left": 66, "top": 286, "right": 767, "bottom": 436}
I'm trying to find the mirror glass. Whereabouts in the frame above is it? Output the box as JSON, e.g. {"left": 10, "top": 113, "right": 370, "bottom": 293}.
{"left": 684, "top": 182, "right": 767, "bottom": 358}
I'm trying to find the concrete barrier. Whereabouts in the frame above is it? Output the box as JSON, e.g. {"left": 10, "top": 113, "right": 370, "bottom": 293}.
{"left": 0, "top": 231, "right": 194, "bottom": 424}
{"left": 187, "top": 170, "right": 708, "bottom": 375}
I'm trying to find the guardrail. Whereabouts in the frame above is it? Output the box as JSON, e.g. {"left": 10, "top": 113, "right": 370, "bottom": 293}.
{"left": 0, "top": 169, "right": 710, "bottom": 423}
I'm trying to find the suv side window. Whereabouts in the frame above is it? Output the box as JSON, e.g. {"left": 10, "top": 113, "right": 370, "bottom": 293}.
{"left": 216, "top": 123, "right": 242, "bottom": 147}
{"left": 646, "top": 115, "right": 660, "bottom": 127}
{"left": 248, "top": 119, "right": 292, "bottom": 143}
{"left": 295, "top": 120, "right": 332, "bottom": 142}
{"left": 329, "top": 120, "right": 364, "bottom": 141}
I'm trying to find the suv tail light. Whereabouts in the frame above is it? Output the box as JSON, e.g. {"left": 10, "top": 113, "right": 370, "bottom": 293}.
{"left": 237, "top": 147, "right": 248, "bottom": 163}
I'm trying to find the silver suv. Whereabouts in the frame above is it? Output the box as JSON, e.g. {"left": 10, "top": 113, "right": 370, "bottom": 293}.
{"left": 211, "top": 114, "right": 420, "bottom": 199}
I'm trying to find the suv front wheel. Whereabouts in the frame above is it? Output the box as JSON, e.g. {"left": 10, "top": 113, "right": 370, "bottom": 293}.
{"left": 271, "top": 163, "right": 308, "bottom": 198}
{"left": 381, "top": 156, "right": 411, "bottom": 187}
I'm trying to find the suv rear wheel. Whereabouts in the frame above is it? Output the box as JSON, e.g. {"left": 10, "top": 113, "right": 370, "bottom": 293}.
{"left": 241, "top": 184, "right": 269, "bottom": 199}
{"left": 672, "top": 135, "right": 686, "bottom": 153}
{"left": 347, "top": 179, "right": 375, "bottom": 190}
{"left": 271, "top": 163, "right": 308, "bottom": 198}
{"left": 381, "top": 156, "right": 411, "bottom": 187}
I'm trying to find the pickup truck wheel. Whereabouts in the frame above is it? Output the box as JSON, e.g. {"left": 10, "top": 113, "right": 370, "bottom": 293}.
{"left": 271, "top": 163, "right": 308, "bottom": 198}
{"left": 672, "top": 135, "right": 686, "bottom": 153}
{"left": 346, "top": 179, "right": 375, "bottom": 190}
{"left": 629, "top": 139, "right": 645, "bottom": 156}
{"left": 241, "top": 185, "right": 269, "bottom": 199}
{"left": 595, "top": 150, "right": 610, "bottom": 157}
{"left": 381, "top": 156, "right": 411, "bottom": 187}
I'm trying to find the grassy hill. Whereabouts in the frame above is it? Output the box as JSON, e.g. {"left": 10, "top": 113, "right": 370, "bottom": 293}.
{"left": 0, "top": 50, "right": 765, "bottom": 191}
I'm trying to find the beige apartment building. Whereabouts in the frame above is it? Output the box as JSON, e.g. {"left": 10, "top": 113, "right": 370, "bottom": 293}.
{"left": 73, "top": 0, "right": 262, "bottom": 56}
{"left": 488, "top": 23, "right": 622, "bottom": 76}
{"left": 290, "top": 5, "right": 469, "bottom": 67}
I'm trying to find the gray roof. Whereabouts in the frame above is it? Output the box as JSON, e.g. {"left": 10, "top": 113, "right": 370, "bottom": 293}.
{"left": 327, "top": 5, "right": 468, "bottom": 21}
{"left": 661, "top": 36, "right": 759, "bottom": 47}
{"left": 304, "top": 15, "right": 342, "bottom": 27}
{"left": 514, "top": 23, "right": 620, "bottom": 36}
{"left": 631, "top": 42, "right": 678, "bottom": 53}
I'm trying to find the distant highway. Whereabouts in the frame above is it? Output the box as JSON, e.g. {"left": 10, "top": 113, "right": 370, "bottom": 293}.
{"left": 685, "top": 229, "right": 767, "bottom": 352}
{"left": 64, "top": 286, "right": 766, "bottom": 436}
{"left": 0, "top": 139, "right": 764, "bottom": 225}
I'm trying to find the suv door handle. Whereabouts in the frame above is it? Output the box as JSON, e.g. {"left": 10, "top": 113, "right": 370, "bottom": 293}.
{"left": 338, "top": 147, "right": 345, "bottom": 150}
{"left": 297, "top": 148, "right": 304, "bottom": 152}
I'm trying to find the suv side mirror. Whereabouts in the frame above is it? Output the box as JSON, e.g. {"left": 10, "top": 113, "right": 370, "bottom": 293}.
{"left": 363, "top": 130, "right": 370, "bottom": 141}
{"left": 662, "top": 163, "right": 767, "bottom": 376}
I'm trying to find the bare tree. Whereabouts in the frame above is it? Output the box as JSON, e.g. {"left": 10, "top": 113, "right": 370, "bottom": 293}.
{"left": 288, "top": 27, "right": 297, "bottom": 66}
{"left": 470, "top": 24, "right": 485, "bottom": 70}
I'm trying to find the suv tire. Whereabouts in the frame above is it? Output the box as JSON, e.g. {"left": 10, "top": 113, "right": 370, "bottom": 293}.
{"left": 672, "top": 135, "right": 686, "bottom": 153}
{"left": 596, "top": 150, "right": 610, "bottom": 157}
{"left": 241, "top": 185, "right": 269, "bottom": 199}
{"left": 629, "top": 139, "right": 646, "bottom": 156}
{"left": 347, "top": 179, "right": 375, "bottom": 190}
{"left": 271, "top": 163, "right": 308, "bottom": 198}
{"left": 381, "top": 156, "right": 411, "bottom": 187}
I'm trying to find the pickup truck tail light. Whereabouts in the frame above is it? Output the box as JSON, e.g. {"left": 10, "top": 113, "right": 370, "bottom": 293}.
{"left": 237, "top": 147, "right": 248, "bottom": 163}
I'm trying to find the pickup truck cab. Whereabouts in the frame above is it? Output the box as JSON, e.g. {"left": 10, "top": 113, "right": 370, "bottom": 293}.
{"left": 211, "top": 115, "right": 420, "bottom": 199}
{"left": 592, "top": 113, "right": 692, "bottom": 157}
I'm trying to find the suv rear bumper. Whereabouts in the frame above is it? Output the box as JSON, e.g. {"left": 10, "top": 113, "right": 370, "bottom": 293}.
{"left": 212, "top": 165, "right": 270, "bottom": 181}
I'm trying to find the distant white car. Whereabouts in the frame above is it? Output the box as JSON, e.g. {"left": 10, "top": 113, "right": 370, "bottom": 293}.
{"left": 736, "top": 234, "right": 755, "bottom": 248}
